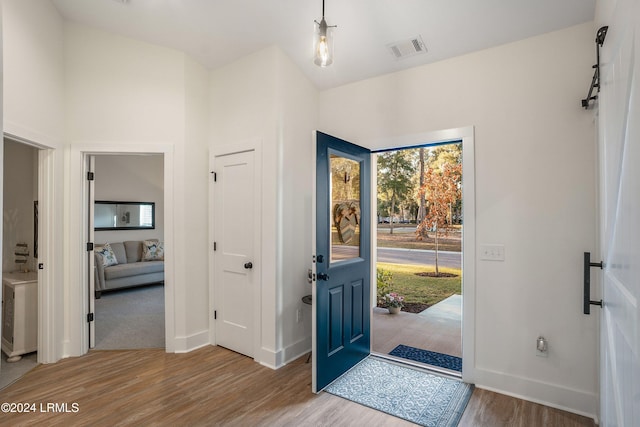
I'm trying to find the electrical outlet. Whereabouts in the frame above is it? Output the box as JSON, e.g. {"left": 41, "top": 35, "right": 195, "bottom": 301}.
{"left": 536, "top": 336, "right": 548, "bottom": 357}
{"left": 480, "top": 244, "right": 505, "bottom": 261}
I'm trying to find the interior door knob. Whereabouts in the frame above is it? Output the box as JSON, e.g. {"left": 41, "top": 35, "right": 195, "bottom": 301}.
{"left": 244, "top": 262, "right": 253, "bottom": 269}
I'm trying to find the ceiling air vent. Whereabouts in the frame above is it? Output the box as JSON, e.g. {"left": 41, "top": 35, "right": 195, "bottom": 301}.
{"left": 387, "top": 35, "right": 427, "bottom": 60}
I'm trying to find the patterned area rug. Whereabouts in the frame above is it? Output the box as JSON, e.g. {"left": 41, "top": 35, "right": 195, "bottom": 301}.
{"left": 325, "top": 357, "right": 473, "bottom": 427}
{"left": 390, "top": 345, "right": 462, "bottom": 372}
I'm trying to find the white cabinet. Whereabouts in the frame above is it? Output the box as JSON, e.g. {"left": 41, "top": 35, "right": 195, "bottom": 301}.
{"left": 2, "top": 272, "right": 38, "bottom": 362}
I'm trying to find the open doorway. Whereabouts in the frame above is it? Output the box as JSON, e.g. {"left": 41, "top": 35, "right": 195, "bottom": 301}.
{"left": 372, "top": 141, "right": 463, "bottom": 376}
{"left": 1, "top": 138, "right": 40, "bottom": 388}
{"left": 89, "top": 154, "right": 165, "bottom": 350}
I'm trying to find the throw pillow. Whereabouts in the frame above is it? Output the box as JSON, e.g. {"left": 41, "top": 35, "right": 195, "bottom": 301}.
{"left": 142, "top": 240, "right": 164, "bottom": 261}
{"left": 96, "top": 243, "right": 118, "bottom": 267}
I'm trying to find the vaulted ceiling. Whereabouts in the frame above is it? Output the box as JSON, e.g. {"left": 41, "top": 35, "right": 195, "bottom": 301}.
{"left": 51, "top": 0, "right": 596, "bottom": 90}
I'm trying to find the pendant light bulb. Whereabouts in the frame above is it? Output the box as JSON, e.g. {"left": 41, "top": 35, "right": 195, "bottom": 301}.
{"left": 314, "top": 1, "right": 335, "bottom": 67}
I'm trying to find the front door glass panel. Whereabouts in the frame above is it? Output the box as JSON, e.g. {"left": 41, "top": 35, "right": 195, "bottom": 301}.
{"left": 330, "top": 154, "right": 361, "bottom": 263}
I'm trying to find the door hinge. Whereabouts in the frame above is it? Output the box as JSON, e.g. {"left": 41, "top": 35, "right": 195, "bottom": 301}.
{"left": 214, "top": 310, "right": 217, "bottom": 320}
{"left": 213, "top": 242, "right": 217, "bottom": 251}
{"left": 87, "top": 242, "right": 94, "bottom": 251}
{"left": 87, "top": 171, "right": 95, "bottom": 181}
{"left": 211, "top": 171, "right": 217, "bottom": 182}
{"left": 87, "top": 313, "right": 94, "bottom": 322}
{"left": 38, "top": 263, "right": 44, "bottom": 270}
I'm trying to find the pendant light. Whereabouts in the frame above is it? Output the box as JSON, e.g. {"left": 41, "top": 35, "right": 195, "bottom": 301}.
{"left": 314, "top": 0, "right": 337, "bottom": 67}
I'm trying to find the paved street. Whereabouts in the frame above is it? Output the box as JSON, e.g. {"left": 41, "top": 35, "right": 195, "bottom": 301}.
{"left": 332, "top": 246, "right": 461, "bottom": 269}
{"left": 377, "top": 247, "right": 461, "bottom": 269}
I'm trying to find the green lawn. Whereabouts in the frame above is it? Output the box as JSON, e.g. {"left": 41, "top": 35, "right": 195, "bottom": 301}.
{"left": 377, "top": 262, "right": 461, "bottom": 306}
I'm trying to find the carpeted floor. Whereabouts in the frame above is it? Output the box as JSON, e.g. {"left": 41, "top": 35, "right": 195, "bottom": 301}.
{"left": 95, "top": 284, "right": 165, "bottom": 349}
{"left": 326, "top": 357, "right": 473, "bottom": 427}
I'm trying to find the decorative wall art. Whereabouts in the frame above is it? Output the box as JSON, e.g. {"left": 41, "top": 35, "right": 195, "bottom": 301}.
{"left": 333, "top": 201, "right": 360, "bottom": 244}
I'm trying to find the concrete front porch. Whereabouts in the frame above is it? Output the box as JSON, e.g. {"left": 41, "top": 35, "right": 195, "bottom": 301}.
{"left": 372, "top": 294, "right": 462, "bottom": 360}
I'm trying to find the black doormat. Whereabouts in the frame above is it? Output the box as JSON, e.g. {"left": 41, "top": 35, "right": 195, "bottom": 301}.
{"left": 389, "top": 345, "right": 462, "bottom": 372}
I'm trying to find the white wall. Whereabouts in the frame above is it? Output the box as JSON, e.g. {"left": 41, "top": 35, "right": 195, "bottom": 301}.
{"left": 3, "top": 4, "right": 209, "bottom": 360}
{"left": 2, "top": 0, "right": 64, "bottom": 144}
{"left": 5, "top": 4, "right": 314, "bottom": 368}
{"left": 64, "top": 23, "right": 184, "bottom": 144}
{"left": 2, "top": 139, "right": 37, "bottom": 272}
{"left": 209, "top": 46, "right": 318, "bottom": 367}
{"left": 180, "top": 55, "right": 210, "bottom": 346}
{"left": 2, "top": 0, "right": 66, "bottom": 364}
{"left": 319, "top": 23, "right": 598, "bottom": 417}
{"left": 94, "top": 154, "right": 164, "bottom": 244}
{"left": 210, "top": 47, "right": 279, "bottom": 366}
{"left": 64, "top": 23, "right": 209, "bottom": 354}
{"left": 275, "top": 49, "right": 318, "bottom": 362}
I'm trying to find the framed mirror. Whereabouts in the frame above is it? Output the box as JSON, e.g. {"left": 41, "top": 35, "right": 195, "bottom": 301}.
{"left": 95, "top": 201, "right": 155, "bottom": 231}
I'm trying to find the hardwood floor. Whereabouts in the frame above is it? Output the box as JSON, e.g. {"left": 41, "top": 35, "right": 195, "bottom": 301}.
{"left": 0, "top": 346, "right": 595, "bottom": 426}
{"left": 458, "top": 388, "right": 595, "bottom": 427}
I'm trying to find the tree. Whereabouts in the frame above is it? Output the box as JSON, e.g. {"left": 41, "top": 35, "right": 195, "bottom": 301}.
{"left": 416, "top": 162, "right": 462, "bottom": 275}
{"left": 377, "top": 151, "right": 416, "bottom": 234}
{"left": 430, "top": 144, "right": 463, "bottom": 225}
{"left": 429, "top": 144, "right": 462, "bottom": 170}
{"left": 417, "top": 147, "right": 428, "bottom": 236}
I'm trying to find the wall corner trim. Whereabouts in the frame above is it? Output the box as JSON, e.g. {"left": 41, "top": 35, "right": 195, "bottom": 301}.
{"left": 173, "top": 330, "right": 210, "bottom": 353}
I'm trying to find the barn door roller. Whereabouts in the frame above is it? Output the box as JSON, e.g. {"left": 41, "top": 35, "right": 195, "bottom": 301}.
{"left": 581, "top": 26, "right": 608, "bottom": 109}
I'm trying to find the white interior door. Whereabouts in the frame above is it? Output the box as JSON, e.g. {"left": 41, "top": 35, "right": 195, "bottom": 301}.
{"left": 213, "top": 150, "right": 256, "bottom": 357}
{"left": 598, "top": 3, "right": 640, "bottom": 425}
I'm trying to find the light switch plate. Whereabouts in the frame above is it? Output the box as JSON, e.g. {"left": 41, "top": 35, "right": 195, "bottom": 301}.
{"left": 480, "top": 244, "right": 505, "bottom": 261}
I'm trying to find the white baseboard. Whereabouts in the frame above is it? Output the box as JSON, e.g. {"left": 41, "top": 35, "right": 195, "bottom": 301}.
{"left": 256, "top": 337, "right": 311, "bottom": 370}
{"left": 173, "top": 329, "right": 210, "bottom": 353}
{"left": 282, "top": 336, "right": 311, "bottom": 365}
{"left": 62, "top": 339, "right": 74, "bottom": 359}
{"left": 474, "top": 367, "right": 598, "bottom": 421}
{"left": 257, "top": 346, "right": 282, "bottom": 369}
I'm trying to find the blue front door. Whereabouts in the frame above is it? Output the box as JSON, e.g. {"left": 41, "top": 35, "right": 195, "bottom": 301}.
{"left": 314, "top": 131, "right": 371, "bottom": 392}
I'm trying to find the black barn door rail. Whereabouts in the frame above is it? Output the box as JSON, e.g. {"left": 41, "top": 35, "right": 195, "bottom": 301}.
{"left": 584, "top": 252, "right": 603, "bottom": 314}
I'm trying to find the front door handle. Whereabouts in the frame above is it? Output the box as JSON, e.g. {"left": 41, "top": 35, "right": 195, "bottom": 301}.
{"left": 244, "top": 262, "right": 253, "bottom": 269}
{"left": 317, "top": 273, "right": 329, "bottom": 281}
